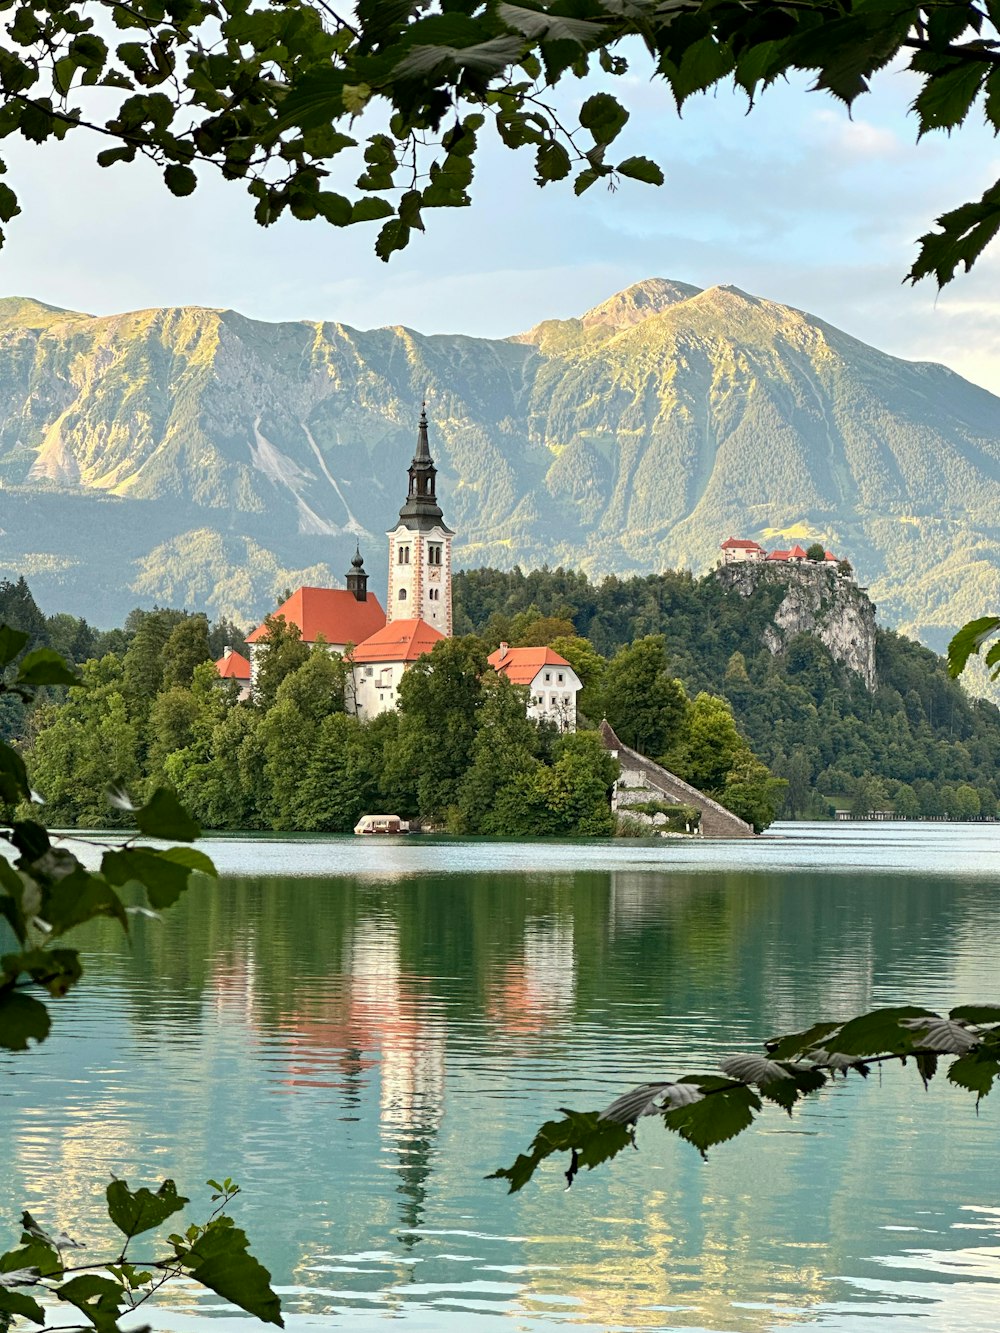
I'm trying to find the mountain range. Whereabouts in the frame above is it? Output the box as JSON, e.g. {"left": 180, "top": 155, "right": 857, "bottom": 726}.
{"left": 0, "top": 279, "right": 997, "bottom": 652}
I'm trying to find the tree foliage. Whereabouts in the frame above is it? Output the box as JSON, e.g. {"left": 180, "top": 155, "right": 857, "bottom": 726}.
{"left": 492, "top": 1002, "right": 1000, "bottom": 1191}
{"left": 1, "top": 1, "right": 999, "bottom": 279}
{"left": 456, "top": 566, "right": 1000, "bottom": 821}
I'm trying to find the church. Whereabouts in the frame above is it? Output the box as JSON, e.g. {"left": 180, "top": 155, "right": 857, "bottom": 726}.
{"left": 244, "top": 406, "right": 455, "bottom": 721}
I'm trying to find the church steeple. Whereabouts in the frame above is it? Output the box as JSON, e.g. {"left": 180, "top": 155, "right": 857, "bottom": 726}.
{"left": 386, "top": 403, "right": 454, "bottom": 634}
{"left": 398, "top": 403, "right": 453, "bottom": 533}
{"left": 345, "top": 544, "right": 368, "bottom": 601}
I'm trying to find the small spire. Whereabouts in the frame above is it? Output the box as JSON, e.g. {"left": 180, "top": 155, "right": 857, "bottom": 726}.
{"left": 414, "top": 399, "right": 431, "bottom": 463}
{"left": 351, "top": 542, "right": 364, "bottom": 570}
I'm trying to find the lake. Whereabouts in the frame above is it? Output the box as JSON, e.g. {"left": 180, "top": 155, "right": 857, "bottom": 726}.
{"left": 2, "top": 822, "right": 999, "bottom": 1332}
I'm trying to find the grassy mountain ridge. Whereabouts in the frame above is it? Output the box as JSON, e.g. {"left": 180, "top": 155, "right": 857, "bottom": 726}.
{"left": 0, "top": 280, "right": 997, "bottom": 644}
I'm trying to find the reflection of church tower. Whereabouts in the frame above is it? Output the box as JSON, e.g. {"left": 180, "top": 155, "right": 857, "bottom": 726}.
{"left": 386, "top": 405, "right": 454, "bottom": 634}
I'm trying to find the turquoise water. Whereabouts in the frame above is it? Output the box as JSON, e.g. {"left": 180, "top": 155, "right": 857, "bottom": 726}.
{"left": 1, "top": 823, "right": 999, "bottom": 1330}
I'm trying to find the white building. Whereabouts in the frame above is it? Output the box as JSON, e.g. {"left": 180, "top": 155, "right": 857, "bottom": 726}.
{"left": 487, "top": 643, "right": 582, "bottom": 732}
{"left": 349, "top": 618, "right": 445, "bottom": 718}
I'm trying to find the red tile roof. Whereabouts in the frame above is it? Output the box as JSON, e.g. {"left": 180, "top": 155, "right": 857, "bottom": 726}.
{"left": 789, "top": 544, "right": 808, "bottom": 558}
{"left": 825, "top": 550, "right": 837, "bottom": 561}
{"left": 720, "top": 537, "right": 765, "bottom": 550}
{"left": 766, "top": 549, "right": 790, "bottom": 561}
{"left": 246, "top": 587, "right": 386, "bottom": 646}
{"left": 488, "top": 645, "right": 574, "bottom": 687}
{"left": 350, "top": 617, "right": 444, "bottom": 664}
{"left": 214, "top": 649, "right": 251, "bottom": 680}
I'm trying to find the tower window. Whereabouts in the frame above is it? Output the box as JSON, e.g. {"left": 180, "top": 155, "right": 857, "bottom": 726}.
{"left": 428, "top": 587, "right": 439, "bottom": 601}
{"left": 398, "top": 545, "right": 410, "bottom": 564}
{"left": 428, "top": 544, "right": 442, "bottom": 566}
{"left": 398, "top": 587, "right": 407, "bottom": 601}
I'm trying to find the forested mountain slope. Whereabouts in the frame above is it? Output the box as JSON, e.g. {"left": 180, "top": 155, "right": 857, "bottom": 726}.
{"left": 0, "top": 280, "right": 998, "bottom": 649}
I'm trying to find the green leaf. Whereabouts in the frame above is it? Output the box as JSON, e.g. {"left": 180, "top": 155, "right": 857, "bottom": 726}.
{"left": 103, "top": 848, "right": 197, "bottom": 909}
{"left": 106, "top": 1179, "right": 188, "bottom": 1238}
{"left": 135, "top": 788, "right": 200, "bottom": 842}
{"left": 174, "top": 1219, "right": 282, "bottom": 1326}
{"left": 489, "top": 1107, "right": 632, "bottom": 1192}
{"left": 351, "top": 197, "right": 395, "bottom": 223}
{"left": 1, "top": 1233, "right": 63, "bottom": 1280}
{"left": 0, "top": 741, "right": 30, "bottom": 805}
{"left": 757, "top": 1063, "right": 827, "bottom": 1112}
{"left": 55, "top": 1274, "right": 125, "bottom": 1332}
{"left": 42, "top": 869, "right": 128, "bottom": 937}
{"left": 315, "top": 191, "right": 352, "bottom": 226}
{"left": 0, "top": 990, "right": 51, "bottom": 1051}
{"left": 817, "top": 1006, "right": 936, "bottom": 1058}
{"left": 394, "top": 35, "right": 524, "bottom": 80}
{"left": 11, "top": 820, "right": 49, "bottom": 864}
{"left": 616, "top": 156, "right": 664, "bottom": 185}
{"left": 0, "top": 1286, "right": 45, "bottom": 1325}
{"left": 662, "top": 1079, "right": 761, "bottom": 1157}
{"left": 164, "top": 164, "right": 197, "bottom": 197}
{"left": 910, "top": 180, "right": 1000, "bottom": 288}
{"left": 160, "top": 846, "right": 216, "bottom": 877}
{"left": 947, "top": 616, "right": 1000, "bottom": 677}
{"left": 948, "top": 1050, "right": 1000, "bottom": 1102}
{"left": 950, "top": 1004, "right": 1000, "bottom": 1025}
{"left": 915, "top": 1050, "right": 938, "bottom": 1088}
{"left": 578, "top": 92, "right": 628, "bottom": 146}
{"left": 913, "top": 58, "right": 986, "bottom": 135}
{"left": 2, "top": 948, "right": 82, "bottom": 997}
{"left": 535, "top": 140, "right": 571, "bottom": 183}
{"left": 765, "top": 1020, "right": 842, "bottom": 1060}
{"left": 0, "top": 626, "right": 29, "bottom": 667}
{"left": 16, "top": 648, "right": 81, "bottom": 687}
{"left": 0, "top": 180, "right": 17, "bottom": 225}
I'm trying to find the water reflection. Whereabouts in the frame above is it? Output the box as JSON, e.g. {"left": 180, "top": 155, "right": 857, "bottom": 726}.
{"left": 1, "top": 826, "right": 999, "bottom": 1330}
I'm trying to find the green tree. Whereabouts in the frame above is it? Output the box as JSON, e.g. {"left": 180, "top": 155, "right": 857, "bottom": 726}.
{"left": 457, "top": 673, "right": 540, "bottom": 834}
{"left": 723, "top": 754, "right": 786, "bottom": 833}
{"left": 549, "top": 636, "right": 607, "bottom": 723}
{"left": 673, "top": 692, "right": 748, "bottom": 795}
{"left": 395, "top": 636, "right": 489, "bottom": 820}
{"left": 122, "top": 609, "right": 186, "bottom": 717}
{"left": 603, "top": 636, "right": 687, "bottom": 758}
{"left": 251, "top": 615, "right": 309, "bottom": 711}
{"left": 2, "top": 1, "right": 999, "bottom": 285}
{"left": 161, "top": 614, "right": 213, "bottom": 690}
{"left": 782, "top": 747, "right": 813, "bottom": 820}
{"left": 894, "top": 783, "right": 920, "bottom": 819}
{"left": 952, "top": 783, "right": 982, "bottom": 819}
{"left": 806, "top": 543, "right": 826, "bottom": 561}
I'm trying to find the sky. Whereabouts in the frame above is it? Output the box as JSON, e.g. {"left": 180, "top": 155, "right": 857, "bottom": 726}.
{"left": 5, "top": 53, "right": 1000, "bottom": 392}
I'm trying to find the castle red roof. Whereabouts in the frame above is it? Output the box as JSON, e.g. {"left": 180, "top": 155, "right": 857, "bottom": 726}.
{"left": 351, "top": 617, "right": 444, "bottom": 664}
{"left": 720, "top": 537, "right": 765, "bottom": 551}
{"left": 766, "top": 549, "right": 790, "bottom": 561}
{"left": 246, "top": 587, "right": 386, "bottom": 646}
{"left": 825, "top": 550, "right": 837, "bottom": 561}
{"left": 488, "top": 645, "right": 575, "bottom": 687}
{"left": 214, "top": 649, "right": 251, "bottom": 680}
{"left": 788, "top": 544, "right": 808, "bottom": 558}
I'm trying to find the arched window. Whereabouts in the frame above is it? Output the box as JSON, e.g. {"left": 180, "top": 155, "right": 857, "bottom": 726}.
{"left": 398, "top": 587, "right": 407, "bottom": 600}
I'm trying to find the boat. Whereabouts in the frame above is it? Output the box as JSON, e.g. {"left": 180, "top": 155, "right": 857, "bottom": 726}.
{"left": 354, "top": 814, "right": 410, "bottom": 836}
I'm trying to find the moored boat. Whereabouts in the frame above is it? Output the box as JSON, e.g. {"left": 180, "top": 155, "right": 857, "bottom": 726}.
{"left": 354, "top": 813, "right": 409, "bottom": 835}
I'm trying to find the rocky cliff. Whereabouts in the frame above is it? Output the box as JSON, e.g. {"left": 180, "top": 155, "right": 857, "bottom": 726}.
{"left": 717, "top": 563, "right": 878, "bottom": 690}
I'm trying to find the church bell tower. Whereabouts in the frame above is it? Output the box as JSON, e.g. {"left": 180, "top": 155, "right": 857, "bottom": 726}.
{"left": 386, "top": 404, "right": 454, "bottom": 633}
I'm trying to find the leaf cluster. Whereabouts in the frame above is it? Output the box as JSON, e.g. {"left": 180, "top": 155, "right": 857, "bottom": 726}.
{"left": 0, "top": 1, "right": 997, "bottom": 278}
{"left": 0, "top": 1177, "right": 281, "bottom": 1331}
{"left": 491, "top": 1002, "right": 1000, "bottom": 1190}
